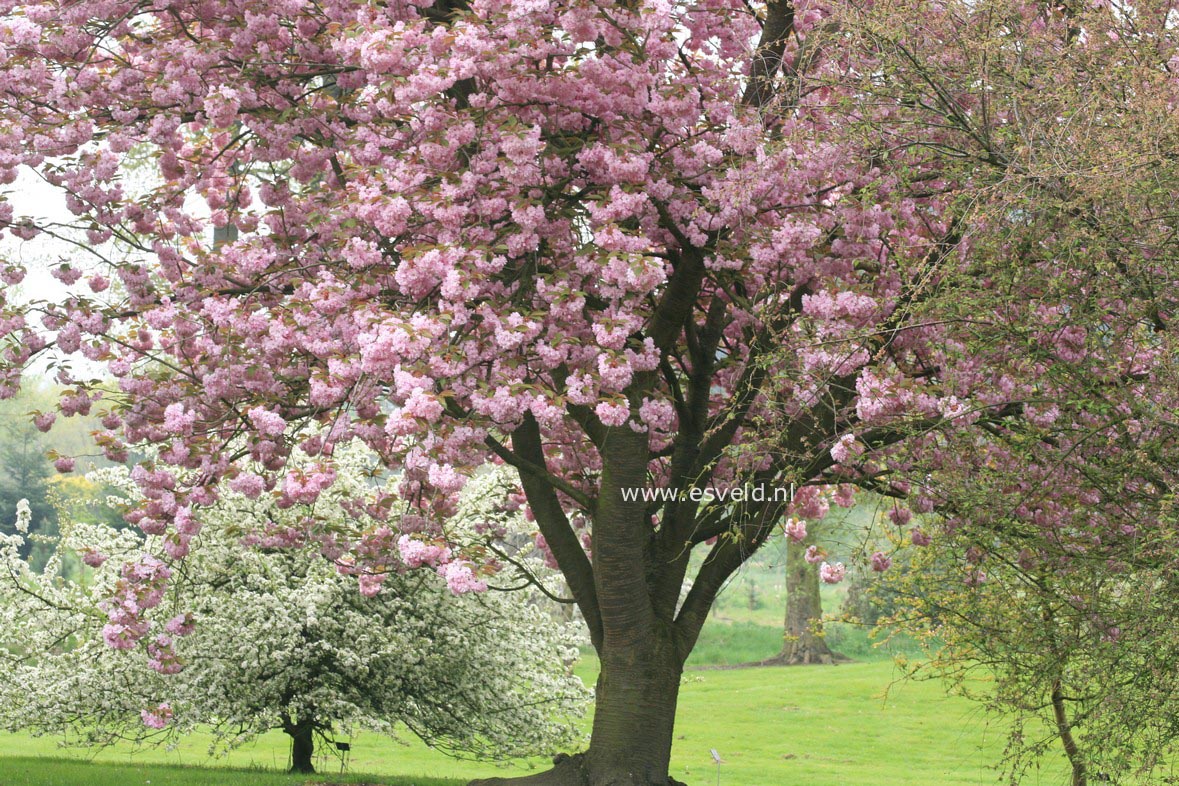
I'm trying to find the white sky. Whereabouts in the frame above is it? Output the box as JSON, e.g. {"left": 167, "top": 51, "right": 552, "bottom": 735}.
{"left": 2, "top": 167, "right": 76, "bottom": 304}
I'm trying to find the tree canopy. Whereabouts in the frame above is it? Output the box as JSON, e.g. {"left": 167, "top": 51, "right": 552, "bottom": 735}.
{"left": 0, "top": 450, "right": 587, "bottom": 774}
{"left": 0, "top": 1, "right": 1176, "bottom": 784}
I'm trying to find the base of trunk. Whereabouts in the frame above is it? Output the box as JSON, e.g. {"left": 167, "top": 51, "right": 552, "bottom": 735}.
{"left": 469, "top": 753, "right": 687, "bottom": 786}
{"left": 755, "top": 648, "right": 852, "bottom": 666}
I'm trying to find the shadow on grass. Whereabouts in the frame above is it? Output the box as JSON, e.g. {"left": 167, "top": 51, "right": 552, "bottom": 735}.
{"left": 0, "top": 755, "right": 467, "bottom": 786}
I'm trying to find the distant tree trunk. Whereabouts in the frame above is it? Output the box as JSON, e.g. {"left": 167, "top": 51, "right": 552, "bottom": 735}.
{"left": 777, "top": 533, "right": 838, "bottom": 664}
{"left": 284, "top": 714, "right": 316, "bottom": 774}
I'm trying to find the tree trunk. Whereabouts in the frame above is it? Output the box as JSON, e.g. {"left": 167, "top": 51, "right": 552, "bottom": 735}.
{"left": 1051, "top": 679, "right": 1087, "bottom": 786}
{"left": 478, "top": 420, "right": 798, "bottom": 785}
{"left": 285, "top": 715, "right": 316, "bottom": 774}
{"left": 470, "top": 624, "right": 686, "bottom": 786}
{"left": 777, "top": 533, "right": 837, "bottom": 664}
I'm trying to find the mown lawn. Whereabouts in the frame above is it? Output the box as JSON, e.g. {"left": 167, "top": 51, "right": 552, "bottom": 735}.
{"left": 0, "top": 756, "right": 463, "bottom": 786}
{"left": 0, "top": 649, "right": 1068, "bottom": 786}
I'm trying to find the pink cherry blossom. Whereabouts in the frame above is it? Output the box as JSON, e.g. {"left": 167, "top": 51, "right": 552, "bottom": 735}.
{"left": 247, "top": 407, "right": 286, "bottom": 438}
{"left": 830, "top": 432, "right": 864, "bottom": 464}
{"left": 228, "top": 473, "right": 266, "bottom": 499}
{"left": 833, "top": 485, "right": 856, "bottom": 508}
{"left": 783, "top": 517, "right": 807, "bottom": 542}
{"left": 358, "top": 573, "right": 385, "bottom": 597}
{"left": 140, "top": 703, "right": 173, "bottom": 729}
{"left": 397, "top": 535, "right": 451, "bottom": 569}
{"left": 162, "top": 403, "right": 197, "bottom": 435}
{"left": 819, "top": 561, "right": 847, "bottom": 584}
{"left": 594, "top": 401, "right": 631, "bottom": 428}
{"left": 439, "top": 560, "right": 488, "bottom": 594}
{"left": 164, "top": 613, "right": 196, "bottom": 637}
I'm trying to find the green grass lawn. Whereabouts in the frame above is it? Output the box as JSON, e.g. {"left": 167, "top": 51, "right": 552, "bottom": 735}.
{"left": 0, "top": 756, "right": 463, "bottom": 786}
{"left": 0, "top": 655, "right": 1066, "bottom": 786}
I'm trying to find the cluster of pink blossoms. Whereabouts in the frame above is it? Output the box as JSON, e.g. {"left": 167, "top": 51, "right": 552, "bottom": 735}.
{"left": 396, "top": 534, "right": 451, "bottom": 568}
{"left": 783, "top": 517, "right": 807, "bottom": 542}
{"left": 342, "top": 536, "right": 490, "bottom": 598}
{"left": 100, "top": 557, "right": 172, "bottom": 651}
{"left": 147, "top": 634, "right": 183, "bottom": 675}
{"left": 439, "top": 561, "right": 489, "bottom": 594}
{"left": 140, "top": 703, "right": 172, "bottom": 730}
{"left": 819, "top": 561, "right": 847, "bottom": 584}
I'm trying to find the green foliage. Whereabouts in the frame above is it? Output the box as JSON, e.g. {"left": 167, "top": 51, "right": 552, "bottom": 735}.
{"left": 684, "top": 620, "right": 923, "bottom": 667}
{"left": 50, "top": 474, "right": 130, "bottom": 533}
{"left": 839, "top": 522, "right": 936, "bottom": 629}
{"left": 824, "top": 622, "right": 924, "bottom": 662}
{"left": 0, "top": 381, "right": 122, "bottom": 573}
{"left": 0, "top": 393, "right": 56, "bottom": 560}
{"left": 685, "top": 622, "right": 783, "bottom": 666}
{"left": 877, "top": 520, "right": 1179, "bottom": 785}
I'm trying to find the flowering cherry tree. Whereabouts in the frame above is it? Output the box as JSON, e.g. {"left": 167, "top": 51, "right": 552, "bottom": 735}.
{"left": 0, "top": 453, "right": 587, "bottom": 775}
{"left": 0, "top": 0, "right": 1168, "bottom": 783}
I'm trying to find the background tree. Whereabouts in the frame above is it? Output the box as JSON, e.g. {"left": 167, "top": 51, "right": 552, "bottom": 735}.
{"left": 0, "top": 382, "right": 128, "bottom": 571}
{"left": 0, "top": 391, "right": 56, "bottom": 563}
{"left": 825, "top": 0, "right": 1179, "bottom": 780}
{"left": 0, "top": 448, "right": 588, "bottom": 775}
{"left": 878, "top": 489, "right": 1179, "bottom": 786}
{"left": 761, "top": 486, "right": 860, "bottom": 666}
{"left": 777, "top": 530, "right": 838, "bottom": 664}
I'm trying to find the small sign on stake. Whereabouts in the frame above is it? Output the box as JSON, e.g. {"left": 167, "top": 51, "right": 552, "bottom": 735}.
{"left": 710, "top": 748, "right": 725, "bottom": 786}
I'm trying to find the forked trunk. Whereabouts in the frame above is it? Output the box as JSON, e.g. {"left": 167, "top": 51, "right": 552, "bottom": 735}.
{"left": 470, "top": 630, "right": 686, "bottom": 786}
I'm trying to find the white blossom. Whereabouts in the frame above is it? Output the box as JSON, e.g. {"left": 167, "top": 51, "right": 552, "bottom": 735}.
{"left": 0, "top": 445, "right": 588, "bottom": 761}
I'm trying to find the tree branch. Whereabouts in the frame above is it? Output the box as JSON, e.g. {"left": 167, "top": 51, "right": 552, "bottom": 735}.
{"left": 742, "top": 0, "right": 796, "bottom": 109}
{"left": 507, "top": 414, "right": 603, "bottom": 650}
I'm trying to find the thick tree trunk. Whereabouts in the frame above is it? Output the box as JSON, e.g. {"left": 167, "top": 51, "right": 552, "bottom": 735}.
{"left": 775, "top": 534, "right": 838, "bottom": 665}
{"left": 285, "top": 715, "right": 316, "bottom": 774}
{"left": 584, "top": 630, "right": 684, "bottom": 785}
{"left": 470, "top": 623, "right": 686, "bottom": 786}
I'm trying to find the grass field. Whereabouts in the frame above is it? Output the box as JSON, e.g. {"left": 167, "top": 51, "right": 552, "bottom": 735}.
{"left": 0, "top": 654, "right": 1066, "bottom": 786}
{"left": 0, "top": 528, "right": 1063, "bottom": 785}
{"left": 0, "top": 757, "right": 462, "bottom": 786}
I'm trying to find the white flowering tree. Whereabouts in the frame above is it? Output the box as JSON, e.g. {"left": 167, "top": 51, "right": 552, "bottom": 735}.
{"left": 0, "top": 450, "right": 587, "bottom": 774}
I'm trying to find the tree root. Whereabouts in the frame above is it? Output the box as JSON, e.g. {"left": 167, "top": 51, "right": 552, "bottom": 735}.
{"left": 469, "top": 753, "right": 688, "bottom": 786}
